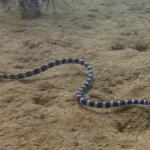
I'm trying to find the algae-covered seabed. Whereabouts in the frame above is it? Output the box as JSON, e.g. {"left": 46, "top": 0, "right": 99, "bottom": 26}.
{"left": 0, "top": 0, "right": 150, "bottom": 149}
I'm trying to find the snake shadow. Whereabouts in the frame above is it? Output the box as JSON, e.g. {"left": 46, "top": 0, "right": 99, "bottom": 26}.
{"left": 79, "top": 103, "right": 150, "bottom": 116}
{"left": 1, "top": 72, "right": 150, "bottom": 117}
{"left": 0, "top": 72, "right": 72, "bottom": 84}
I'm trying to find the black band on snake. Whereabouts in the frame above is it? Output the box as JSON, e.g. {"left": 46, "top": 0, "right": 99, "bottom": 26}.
{"left": 1, "top": 58, "right": 150, "bottom": 108}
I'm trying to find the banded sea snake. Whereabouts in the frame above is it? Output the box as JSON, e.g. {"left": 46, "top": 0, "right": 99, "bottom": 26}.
{"left": 1, "top": 58, "right": 150, "bottom": 108}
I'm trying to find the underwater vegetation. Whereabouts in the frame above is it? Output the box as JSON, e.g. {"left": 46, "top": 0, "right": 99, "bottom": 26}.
{"left": 0, "top": 0, "right": 71, "bottom": 18}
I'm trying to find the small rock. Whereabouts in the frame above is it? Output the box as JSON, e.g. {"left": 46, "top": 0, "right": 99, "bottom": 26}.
{"left": 38, "top": 81, "right": 49, "bottom": 91}
{"left": 73, "top": 141, "right": 79, "bottom": 147}
{"left": 111, "top": 42, "right": 125, "bottom": 50}
{"left": 14, "top": 64, "right": 24, "bottom": 69}
{"left": 134, "top": 41, "right": 149, "bottom": 52}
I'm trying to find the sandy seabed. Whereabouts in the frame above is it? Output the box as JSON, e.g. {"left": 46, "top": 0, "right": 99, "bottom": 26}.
{"left": 0, "top": 0, "right": 150, "bottom": 149}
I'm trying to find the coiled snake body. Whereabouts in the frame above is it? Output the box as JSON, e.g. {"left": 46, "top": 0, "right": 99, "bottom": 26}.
{"left": 1, "top": 58, "right": 150, "bottom": 108}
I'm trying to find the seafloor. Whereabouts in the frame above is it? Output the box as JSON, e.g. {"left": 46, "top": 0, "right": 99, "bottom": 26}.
{"left": 0, "top": 0, "right": 150, "bottom": 149}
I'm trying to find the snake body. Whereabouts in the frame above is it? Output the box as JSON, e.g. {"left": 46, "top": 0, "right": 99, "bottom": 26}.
{"left": 1, "top": 58, "right": 150, "bottom": 108}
